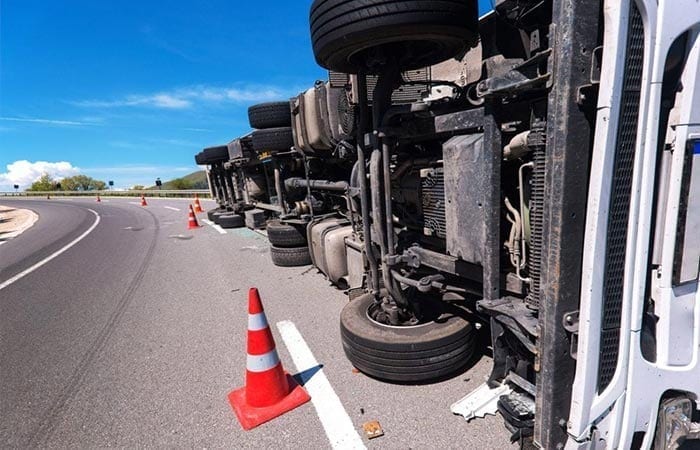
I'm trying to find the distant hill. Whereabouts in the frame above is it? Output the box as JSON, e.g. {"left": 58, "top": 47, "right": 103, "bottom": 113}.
{"left": 147, "top": 170, "right": 208, "bottom": 190}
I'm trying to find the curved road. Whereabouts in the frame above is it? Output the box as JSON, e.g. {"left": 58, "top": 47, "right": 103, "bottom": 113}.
{"left": 1, "top": 199, "right": 162, "bottom": 447}
{"left": 0, "top": 197, "right": 514, "bottom": 449}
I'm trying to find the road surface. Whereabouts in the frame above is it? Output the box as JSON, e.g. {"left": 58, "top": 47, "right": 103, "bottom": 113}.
{"left": 0, "top": 197, "right": 514, "bottom": 449}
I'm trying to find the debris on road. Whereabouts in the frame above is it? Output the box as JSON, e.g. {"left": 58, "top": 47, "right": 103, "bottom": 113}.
{"left": 362, "top": 421, "right": 384, "bottom": 440}
{"left": 168, "top": 234, "right": 193, "bottom": 240}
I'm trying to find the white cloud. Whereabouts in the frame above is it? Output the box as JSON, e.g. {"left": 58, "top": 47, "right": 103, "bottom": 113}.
{"left": 72, "top": 84, "right": 295, "bottom": 110}
{"left": 0, "top": 160, "right": 81, "bottom": 189}
{"left": 74, "top": 94, "right": 191, "bottom": 109}
{"left": 182, "top": 127, "right": 212, "bottom": 132}
{"left": 0, "top": 116, "right": 92, "bottom": 126}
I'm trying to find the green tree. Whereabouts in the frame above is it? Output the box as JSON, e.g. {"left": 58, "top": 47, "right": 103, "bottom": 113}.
{"left": 27, "top": 173, "right": 57, "bottom": 191}
{"left": 170, "top": 177, "right": 194, "bottom": 190}
{"left": 60, "top": 175, "right": 107, "bottom": 191}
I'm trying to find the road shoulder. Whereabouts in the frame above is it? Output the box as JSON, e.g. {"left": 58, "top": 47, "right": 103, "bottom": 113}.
{"left": 0, "top": 204, "right": 39, "bottom": 244}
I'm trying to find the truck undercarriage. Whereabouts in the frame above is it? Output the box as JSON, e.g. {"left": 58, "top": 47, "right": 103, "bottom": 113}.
{"left": 196, "top": 1, "right": 700, "bottom": 447}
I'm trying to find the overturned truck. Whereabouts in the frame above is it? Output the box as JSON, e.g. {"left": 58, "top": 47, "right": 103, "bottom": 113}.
{"left": 304, "top": 0, "right": 700, "bottom": 448}
{"left": 198, "top": 0, "right": 700, "bottom": 446}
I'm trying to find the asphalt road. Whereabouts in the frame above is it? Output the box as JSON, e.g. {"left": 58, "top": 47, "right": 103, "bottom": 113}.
{"left": 0, "top": 197, "right": 515, "bottom": 449}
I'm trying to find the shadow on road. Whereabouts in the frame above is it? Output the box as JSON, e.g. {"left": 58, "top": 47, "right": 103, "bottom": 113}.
{"left": 292, "top": 364, "right": 324, "bottom": 386}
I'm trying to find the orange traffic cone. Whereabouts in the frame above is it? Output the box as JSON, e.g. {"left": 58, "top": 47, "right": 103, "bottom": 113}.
{"left": 47, "top": 194, "right": 51, "bottom": 200}
{"left": 193, "top": 194, "right": 204, "bottom": 213}
{"left": 140, "top": 194, "right": 148, "bottom": 206}
{"left": 187, "top": 204, "right": 201, "bottom": 229}
{"left": 96, "top": 194, "right": 101, "bottom": 202}
{"left": 228, "top": 288, "right": 310, "bottom": 430}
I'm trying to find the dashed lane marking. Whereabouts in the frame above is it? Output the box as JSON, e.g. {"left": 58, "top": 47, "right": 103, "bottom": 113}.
{"left": 0, "top": 209, "right": 101, "bottom": 291}
{"left": 276, "top": 320, "right": 366, "bottom": 450}
{"left": 163, "top": 206, "right": 180, "bottom": 211}
{"left": 201, "top": 218, "right": 227, "bottom": 234}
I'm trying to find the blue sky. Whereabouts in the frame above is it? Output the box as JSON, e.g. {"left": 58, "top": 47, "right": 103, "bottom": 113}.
{"left": 0, "top": 0, "right": 494, "bottom": 190}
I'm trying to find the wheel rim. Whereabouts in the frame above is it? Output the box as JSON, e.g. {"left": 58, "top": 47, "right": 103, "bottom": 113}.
{"left": 365, "top": 296, "right": 442, "bottom": 329}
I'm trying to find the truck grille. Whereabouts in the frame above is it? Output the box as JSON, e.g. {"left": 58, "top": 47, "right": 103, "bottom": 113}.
{"left": 598, "top": 1, "right": 645, "bottom": 392}
{"left": 329, "top": 69, "right": 431, "bottom": 105}
{"left": 421, "top": 168, "right": 446, "bottom": 238}
{"left": 526, "top": 125, "right": 546, "bottom": 309}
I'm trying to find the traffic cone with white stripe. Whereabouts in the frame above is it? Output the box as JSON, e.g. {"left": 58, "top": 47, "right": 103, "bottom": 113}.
{"left": 193, "top": 194, "right": 204, "bottom": 213}
{"left": 187, "top": 204, "right": 201, "bottom": 230}
{"left": 228, "top": 288, "right": 310, "bottom": 430}
{"left": 140, "top": 194, "right": 148, "bottom": 206}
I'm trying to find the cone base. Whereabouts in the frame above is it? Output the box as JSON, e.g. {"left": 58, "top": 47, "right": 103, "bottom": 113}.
{"left": 228, "top": 373, "right": 311, "bottom": 430}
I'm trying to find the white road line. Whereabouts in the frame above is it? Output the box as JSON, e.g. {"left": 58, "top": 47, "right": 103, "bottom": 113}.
{"left": 0, "top": 209, "right": 101, "bottom": 291}
{"left": 163, "top": 206, "right": 180, "bottom": 211}
{"left": 276, "top": 320, "right": 366, "bottom": 450}
{"left": 128, "top": 201, "right": 141, "bottom": 205}
{"left": 201, "top": 218, "right": 227, "bottom": 234}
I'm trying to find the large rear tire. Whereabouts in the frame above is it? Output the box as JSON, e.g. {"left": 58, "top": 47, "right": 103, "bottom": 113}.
{"left": 202, "top": 145, "right": 229, "bottom": 163}
{"left": 267, "top": 220, "right": 307, "bottom": 247}
{"left": 218, "top": 213, "right": 245, "bottom": 228}
{"left": 251, "top": 127, "right": 294, "bottom": 152}
{"left": 310, "top": 0, "right": 479, "bottom": 74}
{"left": 270, "top": 245, "right": 312, "bottom": 267}
{"left": 211, "top": 210, "right": 230, "bottom": 224}
{"left": 248, "top": 102, "right": 292, "bottom": 129}
{"left": 207, "top": 208, "right": 226, "bottom": 222}
{"left": 340, "top": 292, "right": 475, "bottom": 382}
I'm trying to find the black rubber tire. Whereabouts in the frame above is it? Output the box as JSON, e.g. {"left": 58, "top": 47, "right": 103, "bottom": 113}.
{"left": 248, "top": 102, "right": 292, "bottom": 129}
{"left": 310, "top": 0, "right": 479, "bottom": 74}
{"left": 207, "top": 208, "right": 226, "bottom": 222}
{"left": 211, "top": 210, "right": 229, "bottom": 224}
{"left": 340, "top": 292, "right": 475, "bottom": 382}
{"left": 218, "top": 213, "right": 245, "bottom": 228}
{"left": 270, "top": 245, "right": 312, "bottom": 267}
{"left": 251, "top": 127, "right": 294, "bottom": 152}
{"left": 202, "top": 145, "right": 229, "bottom": 163}
{"left": 267, "top": 220, "right": 307, "bottom": 247}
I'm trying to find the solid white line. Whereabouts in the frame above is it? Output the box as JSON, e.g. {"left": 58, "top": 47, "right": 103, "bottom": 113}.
{"left": 276, "top": 320, "right": 366, "bottom": 450}
{"left": 201, "top": 218, "right": 227, "bottom": 234}
{"left": 0, "top": 208, "right": 101, "bottom": 291}
{"left": 128, "top": 201, "right": 141, "bottom": 205}
{"left": 163, "top": 206, "right": 180, "bottom": 211}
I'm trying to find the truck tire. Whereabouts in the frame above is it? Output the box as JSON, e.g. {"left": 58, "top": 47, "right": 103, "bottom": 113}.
{"left": 211, "top": 210, "right": 229, "bottom": 224}
{"left": 270, "top": 245, "right": 312, "bottom": 267}
{"left": 252, "top": 127, "right": 294, "bottom": 152}
{"left": 340, "top": 292, "right": 475, "bottom": 382}
{"left": 310, "top": 0, "right": 479, "bottom": 74}
{"left": 202, "top": 145, "right": 229, "bottom": 163}
{"left": 267, "top": 220, "right": 307, "bottom": 247}
{"left": 207, "top": 208, "right": 226, "bottom": 222}
{"left": 218, "top": 213, "right": 245, "bottom": 228}
{"left": 248, "top": 102, "right": 292, "bottom": 129}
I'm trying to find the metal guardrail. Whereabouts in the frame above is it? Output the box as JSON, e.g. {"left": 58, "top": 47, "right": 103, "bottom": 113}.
{"left": 0, "top": 190, "right": 211, "bottom": 198}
